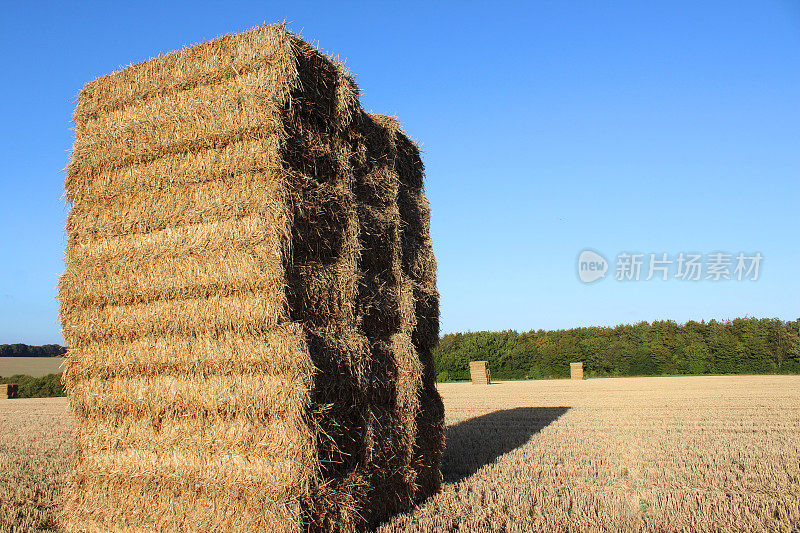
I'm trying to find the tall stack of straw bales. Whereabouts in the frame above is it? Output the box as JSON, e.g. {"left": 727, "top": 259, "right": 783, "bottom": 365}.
{"left": 571, "top": 362, "right": 584, "bottom": 380}
{"left": 59, "top": 24, "right": 443, "bottom": 532}
{"left": 469, "top": 361, "right": 491, "bottom": 385}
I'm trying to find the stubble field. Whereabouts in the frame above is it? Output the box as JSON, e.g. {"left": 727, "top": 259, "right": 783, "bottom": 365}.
{"left": 2, "top": 375, "right": 799, "bottom": 532}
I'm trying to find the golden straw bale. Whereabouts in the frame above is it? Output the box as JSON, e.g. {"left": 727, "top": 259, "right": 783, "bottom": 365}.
{"left": 470, "top": 360, "right": 491, "bottom": 385}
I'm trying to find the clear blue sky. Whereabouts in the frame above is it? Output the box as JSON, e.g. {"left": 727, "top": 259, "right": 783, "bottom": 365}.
{"left": 0, "top": 1, "right": 798, "bottom": 345}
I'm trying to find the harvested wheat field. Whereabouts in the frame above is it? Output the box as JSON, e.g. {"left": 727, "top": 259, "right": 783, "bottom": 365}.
{"left": 2, "top": 375, "right": 799, "bottom": 532}
{"left": 0, "top": 399, "right": 72, "bottom": 532}
{"left": 381, "top": 375, "right": 800, "bottom": 532}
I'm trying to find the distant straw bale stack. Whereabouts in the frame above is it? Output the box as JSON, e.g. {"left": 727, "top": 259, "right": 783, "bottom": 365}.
{"left": 469, "top": 361, "right": 491, "bottom": 385}
{"left": 59, "top": 24, "right": 444, "bottom": 532}
{"left": 0, "top": 384, "right": 18, "bottom": 399}
{"left": 571, "top": 362, "right": 584, "bottom": 380}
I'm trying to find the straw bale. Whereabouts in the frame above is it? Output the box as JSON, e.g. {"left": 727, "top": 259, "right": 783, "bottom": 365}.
{"left": 66, "top": 169, "right": 285, "bottom": 240}
{"left": 470, "top": 360, "right": 491, "bottom": 384}
{"left": 0, "top": 383, "right": 18, "bottom": 399}
{"left": 61, "top": 23, "right": 442, "bottom": 532}
{"left": 68, "top": 373, "right": 309, "bottom": 420}
{"left": 571, "top": 361, "right": 584, "bottom": 380}
{"left": 62, "top": 292, "right": 285, "bottom": 344}
{"left": 63, "top": 476, "right": 304, "bottom": 532}
{"left": 66, "top": 139, "right": 282, "bottom": 205}
{"left": 63, "top": 326, "right": 311, "bottom": 380}
{"left": 73, "top": 27, "right": 295, "bottom": 122}
{"left": 76, "top": 413, "right": 311, "bottom": 454}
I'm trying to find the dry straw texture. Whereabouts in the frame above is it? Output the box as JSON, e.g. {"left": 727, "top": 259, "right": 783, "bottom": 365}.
{"left": 470, "top": 361, "right": 491, "bottom": 385}
{"left": 59, "top": 23, "right": 443, "bottom": 532}
{"left": 570, "top": 362, "right": 583, "bottom": 380}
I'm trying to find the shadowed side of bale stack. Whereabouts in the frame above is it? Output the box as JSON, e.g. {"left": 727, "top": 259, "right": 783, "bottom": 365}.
{"left": 571, "top": 362, "right": 584, "bottom": 380}
{"left": 345, "top": 113, "right": 445, "bottom": 521}
{"left": 469, "top": 361, "right": 491, "bottom": 385}
{"left": 389, "top": 117, "right": 445, "bottom": 502}
{"left": 59, "top": 24, "right": 442, "bottom": 532}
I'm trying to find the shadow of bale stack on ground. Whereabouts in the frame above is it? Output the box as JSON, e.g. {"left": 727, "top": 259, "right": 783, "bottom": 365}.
{"left": 442, "top": 407, "right": 570, "bottom": 483}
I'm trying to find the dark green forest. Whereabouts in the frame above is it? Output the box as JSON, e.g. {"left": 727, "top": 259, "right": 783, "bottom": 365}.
{"left": 0, "top": 344, "right": 65, "bottom": 357}
{"left": 433, "top": 318, "right": 800, "bottom": 382}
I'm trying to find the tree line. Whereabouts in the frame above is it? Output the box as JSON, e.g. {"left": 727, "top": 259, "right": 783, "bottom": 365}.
{"left": 0, "top": 344, "right": 66, "bottom": 357}
{"left": 0, "top": 373, "right": 64, "bottom": 397}
{"left": 433, "top": 317, "right": 800, "bottom": 382}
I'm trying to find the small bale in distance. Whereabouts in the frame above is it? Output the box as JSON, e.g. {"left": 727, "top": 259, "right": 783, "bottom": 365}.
{"left": 469, "top": 361, "right": 491, "bottom": 385}
{"left": 571, "top": 362, "right": 584, "bottom": 380}
{"left": 0, "top": 383, "right": 19, "bottom": 399}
